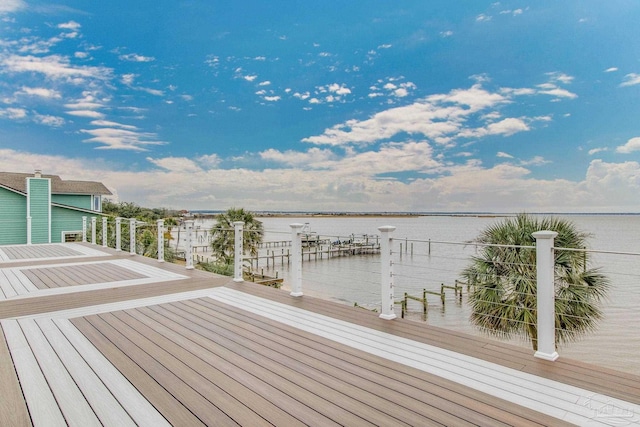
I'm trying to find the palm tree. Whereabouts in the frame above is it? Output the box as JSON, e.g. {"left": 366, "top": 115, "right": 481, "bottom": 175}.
{"left": 460, "top": 213, "right": 609, "bottom": 350}
{"left": 210, "top": 208, "right": 263, "bottom": 264}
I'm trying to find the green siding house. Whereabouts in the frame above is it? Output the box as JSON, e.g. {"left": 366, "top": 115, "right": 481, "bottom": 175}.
{"left": 0, "top": 170, "right": 112, "bottom": 245}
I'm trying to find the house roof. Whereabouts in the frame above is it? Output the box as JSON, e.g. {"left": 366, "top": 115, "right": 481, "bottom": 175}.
{"left": 0, "top": 171, "right": 112, "bottom": 196}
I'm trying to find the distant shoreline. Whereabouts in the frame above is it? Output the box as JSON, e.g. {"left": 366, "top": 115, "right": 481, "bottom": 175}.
{"left": 188, "top": 211, "right": 640, "bottom": 219}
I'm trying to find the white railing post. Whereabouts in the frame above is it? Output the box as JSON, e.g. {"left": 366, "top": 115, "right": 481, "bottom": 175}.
{"left": 233, "top": 221, "right": 244, "bottom": 282}
{"left": 378, "top": 226, "right": 397, "bottom": 320}
{"left": 115, "top": 217, "right": 122, "bottom": 251}
{"left": 289, "top": 223, "right": 304, "bottom": 297}
{"left": 129, "top": 218, "right": 136, "bottom": 256}
{"left": 533, "top": 230, "right": 559, "bottom": 361}
{"left": 91, "top": 217, "right": 96, "bottom": 244}
{"left": 157, "top": 219, "right": 165, "bottom": 262}
{"left": 185, "top": 220, "right": 194, "bottom": 270}
{"left": 102, "top": 217, "right": 107, "bottom": 247}
{"left": 82, "top": 216, "right": 87, "bottom": 242}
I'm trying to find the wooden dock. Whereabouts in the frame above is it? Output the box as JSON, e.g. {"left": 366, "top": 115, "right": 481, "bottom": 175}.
{"left": 1, "top": 243, "right": 639, "bottom": 426}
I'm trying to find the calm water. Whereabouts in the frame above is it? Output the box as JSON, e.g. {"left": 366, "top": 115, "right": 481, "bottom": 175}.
{"left": 191, "top": 214, "right": 640, "bottom": 374}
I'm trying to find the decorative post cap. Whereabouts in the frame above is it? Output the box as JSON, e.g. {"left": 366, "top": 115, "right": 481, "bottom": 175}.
{"left": 532, "top": 231, "right": 558, "bottom": 239}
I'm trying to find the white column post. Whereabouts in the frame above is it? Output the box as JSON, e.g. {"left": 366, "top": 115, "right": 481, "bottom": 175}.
{"left": 129, "top": 218, "right": 136, "bottom": 256}
{"left": 102, "top": 217, "right": 107, "bottom": 247}
{"left": 233, "top": 221, "right": 244, "bottom": 282}
{"left": 115, "top": 217, "right": 122, "bottom": 251}
{"left": 378, "top": 226, "right": 397, "bottom": 320}
{"left": 289, "top": 223, "right": 304, "bottom": 297}
{"left": 533, "top": 231, "right": 559, "bottom": 361}
{"left": 185, "top": 220, "right": 194, "bottom": 270}
{"left": 82, "top": 216, "right": 87, "bottom": 242}
{"left": 91, "top": 217, "right": 97, "bottom": 244}
{"left": 26, "top": 216, "right": 32, "bottom": 245}
{"left": 157, "top": 219, "right": 165, "bottom": 262}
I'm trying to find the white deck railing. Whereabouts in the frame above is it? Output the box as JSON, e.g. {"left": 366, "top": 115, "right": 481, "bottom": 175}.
{"left": 82, "top": 217, "right": 639, "bottom": 366}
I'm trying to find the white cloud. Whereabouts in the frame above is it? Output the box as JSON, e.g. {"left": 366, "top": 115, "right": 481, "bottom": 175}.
{"left": 328, "top": 83, "right": 351, "bottom": 95}
{"left": 90, "top": 120, "right": 138, "bottom": 130}
{"left": 588, "top": 147, "right": 607, "bottom": 155}
{"left": 80, "top": 127, "right": 167, "bottom": 151}
{"left": 500, "top": 87, "right": 536, "bottom": 96}
{"left": 197, "top": 154, "right": 221, "bottom": 168}
{"left": 497, "top": 151, "right": 514, "bottom": 158}
{"left": 615, "top": 137, "right": 640, "bottom": 154}
{"left": 139, "top": 87, "right": 165, "bottom": 96}
{"left": 258, "top": 81, "right": 271, "bottom": 86}
{"left": 583, "top": 160, "right": 640, "bottom": 209}
{"left": 1, "top": 147, "right": 640, "bottom": 212}
{"left": 487, "top": 118, "right": 529, "bottom": 136}
{"left": 440, "top": 30, "right": 453, "bottom": 37}
{"left": 620, "top": 73, "right": 640, "bottom": 87}
{"left": 146, "top": 156, "right": 202, "bottom": 173}
{"left": 0, "top": 0, "right": 25, "bottom": 14}
{"left": 260, "top": 147, "right": 337, "bottom": 167}
{"left": 1, "top": 54, "right": 112, "bottom": 82}
{"left": 304, "top": 84, "right": 510, "bottom": 146}
{"left": 537, "top": 87, "right": 578, "bottom": 99}
{"left": 476, "top": 14, "right": 492, "bottom": 22}
{"left": 263, "top": 96, "right": 281, "bottom": 102}
{"left": 243, "top": 75, "right": 258, "bottom": 82}
{"left": 121, "top": 73, "right": 136, "bottom": 85}
{"left": 34, "top": 114, "right": 65, "bottom": 127}
{"left": 58, "top": 21, "right": 81, "bottom": 30}
{"left": 546, "top": 72, "right": 574, "bottom": 84}
{"left": 0, "top": 107, "right": 27, "bottom": 119}
{"left": 67, "top": 110, "right": 105, "bottom": 119}
{"left": 17, "top": 87, "right": 62, "bottom": 99}
{"left": 293, "top": 91, "right": 310, "bottom": 100}
{"left": 520, "top": 156, "right": 550, "bottom": 166}
{"left": 604, "top": 67, "right": 618, "bottom": 73}
{"left": 119, "top": 53, "right": 155, "bottom": 62}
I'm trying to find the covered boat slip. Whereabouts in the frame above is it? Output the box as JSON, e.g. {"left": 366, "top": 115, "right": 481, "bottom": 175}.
{"left": 1, "top": 244, "right": 639, "bottom": 426}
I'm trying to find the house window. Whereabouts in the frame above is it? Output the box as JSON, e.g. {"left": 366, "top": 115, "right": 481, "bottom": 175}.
{"left": 93, "top": 195, "right": 101, "bottom": 212}
{"left": 63, "top": 232, "right": 81, "bottom": 242}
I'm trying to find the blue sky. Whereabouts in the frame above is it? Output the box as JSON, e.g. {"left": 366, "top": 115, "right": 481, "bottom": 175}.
{"left": 1, "top": 1, "right": 640, "bottom": 212}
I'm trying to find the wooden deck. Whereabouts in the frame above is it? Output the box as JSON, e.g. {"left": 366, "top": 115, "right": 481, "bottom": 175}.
{"left": 1, "top": 243, "right": 639, "bottom": 426}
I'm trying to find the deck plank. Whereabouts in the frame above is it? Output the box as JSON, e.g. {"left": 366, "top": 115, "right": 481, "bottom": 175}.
{"left": 227, "top": 280, "right": 640, "bottom": 405}
{"left": 96, "top": 310, "right": 276, "bottom": 427}
{"left": 211, "top": 286, "right": 640, "bottom": 425}
{"left": 135, "top": 304, "right": 393, "bottom": 426}
{"left": 187, "top": 297, "right": 565, "bottom": 426}
{"left": 52, "top": 319, "right": 170, "bottom": 427}
{"left": 0, "top": 270, "right": 18, "bottom": 299}
{"left": 71, "top": 316, "right": 205, "bottom": 426}
{"left": 164, "top": 298, "right": 543, "bottom": 427}
{"left": 34, "top": 318, "right": 138, "bottom": 427}
{"left": 0, "top": 323, "right": 32, "bottom": 427}
{"left": 77, "top": 314, "right": 241, "bottom": 426}
{"left": 18, "top": 318, "right": 102, "bottom": 426}
{"left": 1, "top": 320, "right": 67, "bottom": 426}
{"left": 114, "top": 308, "right": 311, "bottom": 427}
